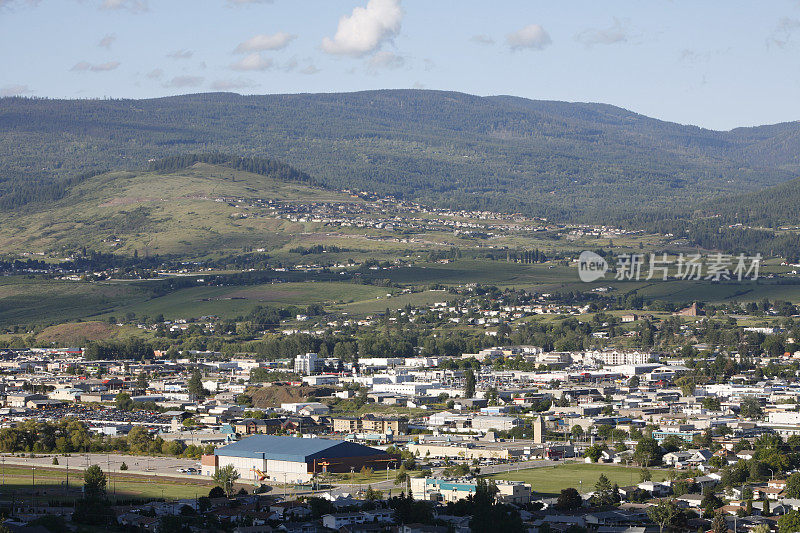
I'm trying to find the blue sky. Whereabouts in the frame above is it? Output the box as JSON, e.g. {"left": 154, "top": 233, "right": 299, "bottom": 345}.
{"left": 1, "top": 0, "right": 799, "bottom": 130}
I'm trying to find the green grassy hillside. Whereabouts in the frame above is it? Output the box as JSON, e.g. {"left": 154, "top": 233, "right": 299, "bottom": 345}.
{"left": 0, "top": 162, "right": 360, "bottom": 256}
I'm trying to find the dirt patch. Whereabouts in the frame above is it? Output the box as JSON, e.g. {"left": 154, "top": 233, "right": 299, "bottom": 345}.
{"left": 249, "top": 384, "right": 333, "bottom": 408}
{"left": 37, "top": 321, "right": 122, "bottom": 345}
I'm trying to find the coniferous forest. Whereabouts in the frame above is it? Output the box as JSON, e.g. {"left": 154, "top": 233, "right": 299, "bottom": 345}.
{"left": 2, "top": 89, "right": 800, "bottom": 254}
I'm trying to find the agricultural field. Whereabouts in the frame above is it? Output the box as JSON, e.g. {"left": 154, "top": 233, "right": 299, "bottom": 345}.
{"left": 0, "top": 276, "right": 156, "bottom": 327}
{"left": 340, "top": 289, "right": 456, "bottom": 315}
{"left": 91, "top": 281, "right": 393, "bottom": 321}
{"left": 489, "top": 463, "right": 669, "bottom": 496}
{"left": 4, "top": 256, "right": 800, "bottom": 329}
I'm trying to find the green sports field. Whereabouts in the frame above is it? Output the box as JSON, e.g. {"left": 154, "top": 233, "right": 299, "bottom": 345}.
{"left": 488, "top": 463, "right": 668, "bottom": 496}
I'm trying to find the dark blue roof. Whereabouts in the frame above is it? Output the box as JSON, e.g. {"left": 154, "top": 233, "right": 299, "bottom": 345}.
{"left": 214, "top": 435, "right": 386, "bottom": 462}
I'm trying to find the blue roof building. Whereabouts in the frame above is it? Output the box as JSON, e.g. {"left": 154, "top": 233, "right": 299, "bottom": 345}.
{"left": 204, "top": 435, "right": 397, "bottom": 484}
{"left": 215, "top": 434, "right": 387, "bottom": 462}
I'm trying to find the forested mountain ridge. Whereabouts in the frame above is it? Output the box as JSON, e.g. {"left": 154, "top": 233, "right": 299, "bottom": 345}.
{"left": 696, "top": 175, "right": 800, "bottom": 228}
{"left": 1, "top": 89, "right": 799, "bottom": 223}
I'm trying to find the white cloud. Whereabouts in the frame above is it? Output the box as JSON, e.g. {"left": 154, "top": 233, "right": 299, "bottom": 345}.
{"left": 100, "top": 0, "right": 148, "bottom": 13}
{"left": 283, "top": 57, "right": 320, "bottom": 74}
{"left": 322, "top": 0, "right": 403, "bottom": 57}
{"left": 231, "top": 53, "right": 273, "bottom": 71}
{"left": 470, "top": 34, "right": 495, "bottom": 45}
{"left": 98, "top": 34, "right": 116, "bottom": 48}
{"left": 283, "top": 57, "right": 298, "bottom": 71}
{"left": 226, "top": 0, "right": 272, "bottom": 5}
{"left": 1, "top": 84, "right": 34, "bottom": 97}
{"left": 145, "top": 68, "right": 163, "bottom": 79}
{"left": 167, "top": 49, "right": 193, "bottom": 59}
{"left": 506, "top": 24, "right": 552, "bottom": 51}
{"left": 71, "top": 60, "right": 120, "bottom": 72}
{"left": 163, "top": 75, "right": 204, "bottom": 88}
{"left": 576, "top": 18, "right": 631, "bottom": 47}
{"left": 0, "top": 0, "right": 39, "bottom": 10}
{"left": 367, "top": 51, "right": 404, "bottom": 70}
{"left": 768, "top": 17, "right": 800, "bottom": 48}
{"left": 211, "top": 78, "right": 257, "bottom": 90}
{"left": 234, "top": 32, "right": 295, "bottom": 53}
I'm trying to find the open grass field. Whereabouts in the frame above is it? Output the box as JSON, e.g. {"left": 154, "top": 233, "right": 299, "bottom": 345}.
{"left": 0, "top": 277, "right": 395, "bottom": 326}
{"left": 96, "top": 281, "right": 395, "bottom": 321}
{"left": 5, "top": 258, "right": 800, "bottom": 328}
{"left": 0, "top": 276, "right": 156, "bottom": 327}
{"left": 377, "top": 260, "right": 574, "bottom": 286}
{"left": 0, "top": 465, "right": 217, "bottom": 502}
{"left": 488, "top": 463, "right": 668, "bottom": 496}
{"left": 375, "top": 259, "right": 800, "bottom": 304}
{"left": 1, "top": 321, "right": 151, "bottom": 347}
{"left": 340, "top": 289, "right": 456, "bottom": 314}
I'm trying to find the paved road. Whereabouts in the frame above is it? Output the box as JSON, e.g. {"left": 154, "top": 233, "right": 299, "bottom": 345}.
{"left": 0, "top": 453, "right": 202, "bottom": 480}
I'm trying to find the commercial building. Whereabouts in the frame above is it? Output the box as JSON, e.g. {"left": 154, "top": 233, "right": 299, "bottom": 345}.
{"left": 470, "top": 415, "right": 522, "bottom": 432}
{"left": 294, "top": 353, "right": 323, "bottom": 375}
{"left": 768, "top": 412, "right": 800, "bottom": 425}
{"left": 331, "top": 414, "right": 408, "bottom": 435}
{"left": 578, "top": 350, "right": 653, "bottom": 366}
{"left": 371, "top": 382, "right": 434, "bottom": 396}
{"left": 202, "top": 434, "right": 398, "bottom": 483}
{"left": 410, "top": 477, "right": 531, "bottom": 504}
{"left": 407, "top": 442, "right": 522, "bottom": 461}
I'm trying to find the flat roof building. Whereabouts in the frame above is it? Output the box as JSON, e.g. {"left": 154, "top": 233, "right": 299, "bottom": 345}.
{"left": 202, "top": 434, "right": 398, "bottom": 484}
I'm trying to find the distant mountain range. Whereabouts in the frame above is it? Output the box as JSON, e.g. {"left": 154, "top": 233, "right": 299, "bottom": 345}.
{"left": 1, "top": 89, "right": 799, "bottom": 225}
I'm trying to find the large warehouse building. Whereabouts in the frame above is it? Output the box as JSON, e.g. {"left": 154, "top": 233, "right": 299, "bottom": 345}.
{"left": 201, "top": 435, "right": 398, "bottom": 484}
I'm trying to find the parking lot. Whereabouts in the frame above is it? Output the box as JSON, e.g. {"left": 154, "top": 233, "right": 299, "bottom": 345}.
{"left": 0, "top": 452, "right": 200, "bottom": 478}
{"left": 18, "top": 405, "right": 173, "bottom": 426}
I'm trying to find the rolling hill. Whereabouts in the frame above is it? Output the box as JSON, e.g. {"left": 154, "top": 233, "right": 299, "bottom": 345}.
{"left": 696, "top": 175, "right": 800, "bottom": 228}
{"left": 2, "top": 89, "right": 799, "bottom": 224}
{"left": 0, "top": 159, "right": 362, "bottom": 256}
